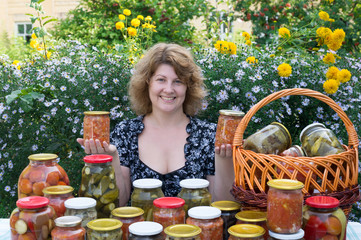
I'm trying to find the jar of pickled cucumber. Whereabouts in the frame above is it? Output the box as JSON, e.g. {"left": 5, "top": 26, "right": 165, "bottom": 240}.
{"left": 131, "top": 178, "right": 164, "bottom": 221}
{"left": 177, "top": 178, "right": 211, "bottom": 217}
{"left": 153, "top": 197, "right": 186, "bottom": 231}
{"left": 78, "top": 154, "right": 118, "bottom": 218}
{"left": 164, "top": 224, "right": 201, "bottom": 240}
{"left": 64, "top": 197, "right": 97, "bottom": 229}
{"left": 51, "top": 216, "right": 86, "bottom": 240}
{"left": 83, "top": 111, "right": 110, "bottom": 147}
{"left": 235, "top": 211, "right": 268, "bottom": 240}
{"left": 211, "top": 200, "right": 241, "bottom": 240}
{"left": 303, "top": 196, "right": 346, "bottom": 240}
{"left": 87, "top": 218, "right": 123, "bottom": 240}
{"left": 128, "top": 221, "right": 164, "bottom": 239}
{"left": 228, "top": 224, "right": 265, "bottom": 240}
{"left": 215, "top": 110, "right": 244, "bottom": 147}
{"left": 268, "top": 229, "right": 304, "bottom": 240}
{"left": 300, "top": 123, "right": 344, "bottom": 157}
{"left": 267, "top": 179, "right": 304, "bottom": 234}
{"left": 43, "top": 185, "right": 74, "bottom": 217}
{"left": 111, "top": 206, "right": 144, "bottom": 240}
{"left": 18, "top": 153, "right": 70, "bottom": 199}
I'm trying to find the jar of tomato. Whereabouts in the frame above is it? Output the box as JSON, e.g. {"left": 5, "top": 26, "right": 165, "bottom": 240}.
{"left": 153, "top": 197, "right": 186, "bottom": 231}
{"left": 18, "top": 153, "right": 70, "bottom": 199}
{"left": 78, "top": 154, "right": 118, "bottom": 218}
{"left": 303, "top": 196, "right": 346, "bottom": 240}
{"left": 186, "top": 206, "right": 223, "bottom": 240}
{"left": 128, "top": 221, "right": 164, "bottom": 240}
{"left": 83, "top": 111, "right": 110, "bottom": 147}
{"left": 43, "top": 185, "right": 74, "bottom": 217}
{"left": 215, "top": 110, "right": 244, "bottom": 147}
{"left": 51, "top": 216, "right": 86, "bottom": 240}
{"left": 164, "top": 224, "right": 201, "bottom": 240}
{"left": 10, "top": 196, "right": 56, "bottom": 240}
{"left": 64, "top": 197, "right": 97, "bottom": 229}
{"left": 111, "top": 206, "right": 145, "bottom": 240}
{"left": 228, "top": 224, "right": 265, "bottom": 240}
{"left": 267, "top": 179, "right": 304, "bottom": 234}
{"left": 279, "top": 145, "right": 306, "bottom": 157}
{"left": 235, "top": 211, "right": 268, "bottom": 240}
{"left": 268, "top": 229, "right": 304, "bottom": 240}
{"left": 87, "top": 218, "right": 123, "bottom": 240}
{"left": 211, "top": 200, "right": 241, "bottom": 240}
{"left": 131, "top": 178, "right": 164, "bottom": 221}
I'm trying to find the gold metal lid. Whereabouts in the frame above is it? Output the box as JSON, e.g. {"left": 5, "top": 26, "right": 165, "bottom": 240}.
{"left": 271, "top": 122, "right": 292, "bottom": 148}
{"left": 219, "top": 109, "right": 245, "bottom": 117}
{"left": 28, "top": 153, "right": 58, "bottom": 161}
{"left": 87, "top": 218, "right": 122, "bottom": 231}
{"left": 211, "top": 201, "right": 241, "bottom": 211}
{"left": 42, "top": 185, "right": 74, "bottom": 195}
{"left": 84, "top": 111, "right": 110, "bottom": 115}
{"left": 235, "top": 211, "right": 267, "bottom": 222}
{"left": 111, "top": 206, "right": 144, "bottom": 218}
{"left": 164, "top": 224, "right": 201, "bottom": 237}
{"left": 267, "top": 179, "right": 304, "bottom": 190}
{"left": 228, "top": 224, "right": 265, "bottom": 238}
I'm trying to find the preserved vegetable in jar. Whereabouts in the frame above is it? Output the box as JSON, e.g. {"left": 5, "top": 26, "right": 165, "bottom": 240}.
{"left": 18, "top": 153, "right": 70, "bottom": 199}
{"left": 279, "top": 145, "right": 306, "bottom": 157}
{"left": 164, "top": 224, "right": 201, "bottom": 240}
{"left": 83, "top": 111, "right": 110, "bottom": 147}
{"left": 43, "top": 185, "right": 74, "bottom": 217}
{"left": 64, "top": 197, "right": 97, "bottom": 229}
{"left": 131, "top": 178, "right": 164, "bottom": 221}
{"left": 153, "top": 197, "right": 186, "bottom": 231}
{"left": 51, "top": 216, "right": 86, "bottom": 240}
{"left": 87, "top": 218, "right": 123, "bottom": 240}
{"left": 268, "top": 229, "right": 304, "bottom": 240}
{"left": 215, "top": 110, "right": 244, "bottom": 147}
{"left": 211, "top": 200, "right": 241, "bottom": 240}
{"left": 111, "top": 206, "right": 144, "bottom": 240}
{"left": 303, "top": 196, "right": 346, "bottom": 240}
{"left": 78, "top": 154, "right": 118, "bottom": 218}
{"left": 228, "top": 224, "right": 265, "bottom": 240}
{"left": 267, "top": 179, "right": 304, "bottom": 234}
{"left": 186, "top": 206, "right": 223, "bottom": 240}
{"left": 128, "top": 221, "right": 164, "bottom": 240}
{"left": 235, "top": 211, "right": 268, "bottom": 240}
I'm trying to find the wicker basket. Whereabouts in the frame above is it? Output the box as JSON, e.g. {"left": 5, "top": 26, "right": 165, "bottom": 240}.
{"left": 231, "top": 88, "right": 360, "bottom": 218}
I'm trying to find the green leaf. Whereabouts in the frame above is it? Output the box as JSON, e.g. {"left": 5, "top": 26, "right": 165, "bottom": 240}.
{"left": 44, "top": 19, "right": 57, "bottom": 26}
{"left": 28, "top": 92, "right": 45, "bottom": 100}
{"left": 5, "top": 90, "right": 21, "bottom": 104}
{"left": 30, "top": 16, "right": 38, "bottom": 24}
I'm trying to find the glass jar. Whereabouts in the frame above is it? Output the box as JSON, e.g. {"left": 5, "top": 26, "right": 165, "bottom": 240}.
{"left": 87, "top": 218, "right": 123, "bottom": 240}
{"left": 111, "top": 206, "right": 145, "bottom": 240}
{"left": 83, "top": 111, "right": 110, "bottom": 147}
{"left": 267, "top": 179, "right": 304, "bottom": 234}
{"left": 228, "top": 224, "right": 265, "bottom": 240}
{"left": 177, "top": 178, "right": 212, "bottom": 217}
{"left": 303, "top": 196, "right": 346, "bottom": 240}
{"left": 64, "top": 197, "right": 97, "bottom": 229}
{"left": 279, "top": 145, "right": 306, "bottom": 157}
{"left": 18, "top": 153, "right": 70, "bottom": 199}
{"left": 43, "top": 185, "right": 74, "bottom": 217}
{"left": 128, "top": 221, "right": 164, "bottom": 240}
{"left": 78, "top": 154, "right": 119, "bottom": 218}
{"left": 153, "top": 197, "right": 186, "bottom": 231}
{"left": 186, "top": 206, "right": 223, "bottom": 240}
{"left": 10, "top": 196, "right": 56, "bottom": 240}
{"left": 235, "top": 211, "right": 268, "bottom": 240}
{"left": 131, "top": 178, "right": 165, "bottom": 221}
{"left": 51, "top": 215, "right": 86, "bottom": 240}
{"left": 244, "top": 122, "right": 292, "bottom": 155}
{"left": 215, "top": 110, "right": 244, "bottom": 147}
{"left": 211, "top": 200, "right": 241, "bottom": 240}
{"left": 164, "top": 224, "right": 201, "bottom": 240}
{"left": 300, "top": 123, "right": 344, "bottom": 157}
{"left": 268, "top": 229, "right": 304, "bottom": 240}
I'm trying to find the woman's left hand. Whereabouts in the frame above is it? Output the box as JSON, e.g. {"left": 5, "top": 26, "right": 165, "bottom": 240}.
{"left": 215, "top": 144, "right": 232, "bottom": 158}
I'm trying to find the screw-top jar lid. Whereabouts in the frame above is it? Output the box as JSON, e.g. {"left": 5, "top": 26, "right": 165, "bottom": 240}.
{"left": 305, "top": 196, "right": 340, "bottom": 209}
{"left": 269, "top": 229, "right": 304, "bottom": 239}
{"left": 228, "top": 224, "right": 265, "bottom": 238}
{"left": 111, "top": 206, "right": 144, "bottom": 218}
{"left": 179, "top": 178, "right": 209, "bottom": 189}
{"left": 133, "top": 178, "right": 162, "bottom": 189}
{"left": 87, "top": 218, "right": 122, "bottom": 231}
{"left": 129, "top": 221, "right": 163, "bottom": 236}
{"left": 188, "top": 206, "right": 221, "bottom": 220}
{"left": 267, "top": 179, "right": 304, "bottom": 190}
{"left": 219, "top": 110, "right": 245, "bottom": 117}
{"left": 153, "top": 197, "right": 185, "bottom": 208}
{"left": 299, "top": 122, "right": 326, "bottom": 142}
{"left": 16, "top": 196, "right": 49, "bottom": 209}
{"left": 83, "top": 154, "right": 113, "bottom": 163}
{"left": 271, "top": 122, "right": 292, "bottom": 148}
{"left": 43, "top": 185, "right": 74, "bottom": 195}
{"left": 55, "top": 216, "right": 82, "bottom": 227}
{"left": 211, "top": 201, "right": 241, "bottom": 211}
{"left": 235, "top": 211, "right": 267, "bottom": 222}
{"left": 28, "top": 153, "right": 58, "bottom": 161}
{"left": 64, "top": 197, "right": 96, "bottom": 209}
{"left": 293, "top": 145, "right": 307, "bottom": 157}
{"left": 164, "top": 224, "right": 201, "bottom": 237}
{"left": 84, "top": 111, "right": 110, "bottom": 115}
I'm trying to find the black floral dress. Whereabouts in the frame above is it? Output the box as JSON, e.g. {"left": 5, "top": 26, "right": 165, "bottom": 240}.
{"left": 110, "top": 115, "right": 216, "bottom": 197}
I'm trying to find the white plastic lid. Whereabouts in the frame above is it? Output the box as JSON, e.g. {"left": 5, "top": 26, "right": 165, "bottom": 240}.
{"left": 269, "top": 229, "right": 304, "bottom": 239}
{"left": 129, "top": 221, "right": 163, "bottom": 236}
{"left": 64, "top": 197, "right": 96, "bottom": 209}
{"left": 54, "top": 216, "right": 82, "bottom": 227}
{"left": 188, "top": 206, "right": 221, "bottom": 219}
{"left": 133, "top": 178, "right": 162, "bottom": 189}
{"left": 299, "top": 122, "right": 326, "bottom": 142}
{"left": 179, "top": 178, "right": 209, "bottom": 189}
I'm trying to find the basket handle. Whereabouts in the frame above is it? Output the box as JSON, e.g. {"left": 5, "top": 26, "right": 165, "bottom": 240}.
{"left": 233, "top": 88, "right": 359, "bottom": 148}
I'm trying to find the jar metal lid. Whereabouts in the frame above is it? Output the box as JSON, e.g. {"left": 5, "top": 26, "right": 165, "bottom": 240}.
{"left": 28, "top": 153, "right": 58, "bottom": 161}
{"left": 43, "top": 185, "right": 74, "bottom": 195}
{"left": 228, "top": 224, "right": 265, "bottom": 238}
{"left": 269, "top": 229, "right": 304, "bottom": 239}
{"left": 129, "top": 221, "right": 163, "bottom": 236}
{"left": 211, "top": 201, "right": 241, "bottom": 211}
{"left": 219, "top": 109, "right": 245, "bottom": 117}
{"left": 153, "top": 197, "right": 185, "bottom": 208}
{"left": 299, "top": 122, "right": 326, "bottom": 142}
{"left": 188, "top": 206, "right": 221, "bottom": 219}
{"left": 87, "top": 218, "right": 122, "bottom": 231}
{"left": 111, "top": 206, "right": 144, "bottom": 218}
{"left": 293, "top": 145, "right": 307, "bottom": 157}
{"left": 305, "top": 196, "right": 340, "bottom": 208}
{"left": 83, "top": 154, "right": 113, "bottom": 163}
{"left": 271, "top": 122, "right": 292, "bottom": 148}
{"left": 17, "top": 196, "right": 49, "bottom": 209}
{"left": 55, "top": 216, "right": 82, "bottom": 227}
{"left": 267, "top": 179, "right": 304, "bottom": 190}
{"left": 164, "top": 224, "right": 201, "bottom": 237}
{"left": 235, "top": 211, "right": 267, "bottom": 222}
{"left": 64, "top": 197, "right": 96, "bottom": 209}
{"left": 84, "top": 111, "right": 110, "bottom": 115}
{"left": 133, "top": 178, "right": 162, "bottom": 189}
{"left": 179, "top": 178, "right": 209, "bottom": 189}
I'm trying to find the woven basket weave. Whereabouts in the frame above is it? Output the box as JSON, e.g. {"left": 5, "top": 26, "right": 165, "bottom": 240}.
{"left": 231, "top": 88, "right": 360, "bottom": 218}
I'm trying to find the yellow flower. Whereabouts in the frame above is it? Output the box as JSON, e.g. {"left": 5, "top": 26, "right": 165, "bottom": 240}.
{"left": 270, "top": 54, "right": 275, "bottom": 58}
{"left": 137, "top": 15, "right": 144, "bottom": 20}
{"left": 332, "top": 29, "right": 346, "bottom": 43}
{"left": 242, "top": 32, "right": 251, "bottom": 40}
{"left": 316, "top": 27, "right": 332, "bottom": 39}
{"left": 278, "top": 27, "right": 291, "bottom": 38}
{"left": 115, "top": 21, "right": 125, "bottom": 30}
{"left": 326, "top": 66, "right": 339, "bottom": 79}
{"left": 44, "top": 51, "right": 51, "bottom": 59}
{"left": 30, "top": 39, "right": 38, "bottom": 49}
{"left": 123, "top": 9, "right": 131, "bottom": 16}
{"left": 145, "top": 16, "right": 152, "bottom": 21}
{"left": 214, "top": 40, "right": 226, "bottom": 52}
{"left": 319, "top": 11, "right": 330, "bottom": 21}
{"left": 323, "top": 52, "right": 336, "bottom": 64}
{"left": 118, "top": 14, "right": 126, "bottom": 20}
{"left": 277, "top": 63, "right": 292, "bottom": 77}
{"left": 12, "top": 60, "right": 20, "bottom": 70}
{"left": 228, "top": 42, "right": 237, "bottom": 55}
{"left": 246, "top": 40, "right": 252, "bottom": 46}
{"left": 323, "top": 79, "right": 339, "bottom": 94}
{"left": 31, "top": 33, "right": 37, "bottom": 39}
{"left": 127, "top": 27, "right": 137, "bottom": 37}
{"left": 327, "top": 0, "right": 334, "bottom": 3}
{"left": 131, "top": 18, "right": 141, "bottom": 27}
{"left": 327, "top": 41, "right": 342, "bottom": 51}
{"left": 337, "top": 69, "right": 351, "bottom": 83}
{"left": 246, "top": 56, "right": 258, "bottom": 64}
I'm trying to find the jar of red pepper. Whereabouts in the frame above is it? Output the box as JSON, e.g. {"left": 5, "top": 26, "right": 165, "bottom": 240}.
{"left": 111, "top": 206, "right": 144, "bottom": 240}
{"left": 215, "top": 110, "right": 244, "bottom": 147}
{"left": 153, "top": 197, "right": 186, "bottom": 231}
{"left": 51, "top": 216, "right": 86, "bottom": 240}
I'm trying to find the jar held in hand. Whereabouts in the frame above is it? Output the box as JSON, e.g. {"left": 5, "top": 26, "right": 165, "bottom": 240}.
{"left": 215, "top": 110, "right": 244, "bottom": 147}
{"left": 83, "top": 111, "right": 110, "bottom": 147}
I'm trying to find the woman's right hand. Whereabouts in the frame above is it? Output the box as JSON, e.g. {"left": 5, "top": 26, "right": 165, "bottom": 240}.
{"left": 77, "top": 138, "right": 117, "bottom": 155}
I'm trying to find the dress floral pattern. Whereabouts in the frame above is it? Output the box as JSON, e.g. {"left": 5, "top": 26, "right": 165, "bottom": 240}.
{"left": 110, "top": 115, "right": 216, "bottom": 197}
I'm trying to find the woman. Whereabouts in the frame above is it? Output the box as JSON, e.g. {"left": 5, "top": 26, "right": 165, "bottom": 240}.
{"left": 77, "top": 43, "right": 234, "bottom": 206}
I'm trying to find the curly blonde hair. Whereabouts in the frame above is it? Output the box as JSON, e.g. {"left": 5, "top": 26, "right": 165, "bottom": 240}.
{"left": 128, "top": 43, "right": 207, "bottom": 116}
